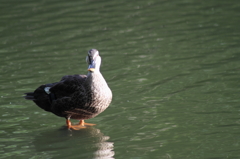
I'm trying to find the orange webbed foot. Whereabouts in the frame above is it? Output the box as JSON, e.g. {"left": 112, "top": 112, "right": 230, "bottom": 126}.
{"left": 66, "top": 119, "right": 86, "bottom": 130}
{"left": 79, "top": 120, "right": 96, "bottom": 126}
{"left": 66, "top": 119, "right": 96, "bottom": 130}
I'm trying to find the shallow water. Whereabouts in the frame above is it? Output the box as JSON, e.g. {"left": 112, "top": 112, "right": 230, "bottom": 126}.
{"left": 0, "top": 0, "right": 240, "bottom": 158}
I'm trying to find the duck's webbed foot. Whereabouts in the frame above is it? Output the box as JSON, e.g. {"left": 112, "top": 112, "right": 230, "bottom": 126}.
{"left": 79, "top": 120, "right": 96, "bottom": 126}
{"left": 66, "top": 118, "right": 86, "bottom": 130}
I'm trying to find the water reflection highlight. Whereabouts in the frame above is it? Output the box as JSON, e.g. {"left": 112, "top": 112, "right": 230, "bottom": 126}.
{"left": 33, "top": 127, "right": 114, "bottom": 159}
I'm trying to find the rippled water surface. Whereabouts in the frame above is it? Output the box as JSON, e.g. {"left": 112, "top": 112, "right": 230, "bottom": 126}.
{"left": 1, "top": 0, "right": 240, "bottom": 158}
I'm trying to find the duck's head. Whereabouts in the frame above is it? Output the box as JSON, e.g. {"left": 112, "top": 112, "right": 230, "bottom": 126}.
{"left": 86, "top": 49, "right": 101, "bottom": 73}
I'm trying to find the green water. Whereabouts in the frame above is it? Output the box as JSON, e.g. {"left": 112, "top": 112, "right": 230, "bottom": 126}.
{"left": 0, "top": 0, "right": 240, "bottom": 158}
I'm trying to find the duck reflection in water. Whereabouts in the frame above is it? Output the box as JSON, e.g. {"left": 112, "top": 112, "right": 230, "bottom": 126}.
{"left": 33, "top": 126, "right": 115, "bottom": 159}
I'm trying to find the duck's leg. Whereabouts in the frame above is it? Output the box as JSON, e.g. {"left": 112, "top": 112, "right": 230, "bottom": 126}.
{"left": 66, "top": 118, "right": 86, "bottom": 130}
{"left": 79, "top": 120, "right": 96, "bottom": 126}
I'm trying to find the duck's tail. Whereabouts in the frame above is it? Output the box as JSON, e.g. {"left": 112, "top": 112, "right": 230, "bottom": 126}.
{"left": 24, "top": 92, "right": 35, "bottom": 100}
{"left": 24, "top": 87, "right": 52, "bottom": 112}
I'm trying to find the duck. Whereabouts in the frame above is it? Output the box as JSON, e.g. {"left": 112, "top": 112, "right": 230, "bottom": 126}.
{"left": 24, "top": 49, "right": 112, "bottom": 130}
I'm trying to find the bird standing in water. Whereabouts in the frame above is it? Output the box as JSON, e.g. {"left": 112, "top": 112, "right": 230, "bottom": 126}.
{"left": 24, "top": 49, "right": 112, "bottom": 130}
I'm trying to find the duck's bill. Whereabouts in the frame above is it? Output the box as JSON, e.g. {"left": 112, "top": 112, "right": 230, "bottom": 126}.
{"left": 88, "top": 62, "right": 95, "bottom": 72}
{"left": 88, "top": 68, "right": 95, "bottom": 72}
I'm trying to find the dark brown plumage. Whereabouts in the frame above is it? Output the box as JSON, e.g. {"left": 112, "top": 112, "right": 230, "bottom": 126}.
{"left": 24, "top": 49, "right": 112, "bottom": 130}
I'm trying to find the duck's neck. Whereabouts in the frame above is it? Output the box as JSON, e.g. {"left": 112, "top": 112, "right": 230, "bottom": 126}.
{"left": 87, "top": 69, "right": 100, "bottom": 76}
{"left": 86, "top": 71, "right": 105, "bottom": 86}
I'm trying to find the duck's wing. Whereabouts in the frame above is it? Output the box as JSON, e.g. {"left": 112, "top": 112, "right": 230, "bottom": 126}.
{"left": 49, "top": 74, "right": 88, "bottom": 117}
{"left": 29, "top": 74, "right": 87, "bottom": 114}
{"left": 50, "top": 74, "right": 87, "bottom": 98}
